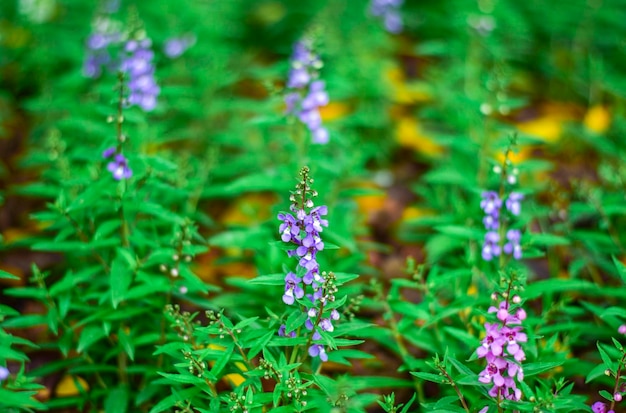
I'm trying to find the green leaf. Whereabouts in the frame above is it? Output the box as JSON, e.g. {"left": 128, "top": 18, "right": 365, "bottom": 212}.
{"left": 0, "top": 388, "right": 46, "bottom": 409}
{"left": 118, "top": 327, "right": 135, "bottom": 361}
{"left": 525, "top": 279, "right": 599, "bottom": 300}
{"left": 247, "top": 330, "right": 274, "bottom": 359}
{"left": 434, "top": 225, "right": 483, "bottom": 240}
{"left": 78, "top": 324, "right": 106, "bottom": 353}
{"left": 104, "top": 385, "right": 129, "bottom": 413}
{"left": 210, "top": 344, "right": 233, "bottom": 377}
{"left": 529, "top": 233, "right": 570, "bottom": 247}
{"left": 612, "top": 256, "right": 626, "bottom": 283}
{"left": 522, "top": 361, "right": 564, "bottom": 376}
{"left": 249, "top": 273, "right": 283, "bottom": 286}
{"left": 158, "top": 372, "right": 206, "bottom": 385}
{"left": 129, "top": 202, "right": 185, "bottom": 225}
{"left": 597, "top": 342, "right": 615, "bottom": 370}
{"left": 0, "top": 269, "right": 19, "bottom": 280}
{"left": 285, "top": 311, "right": 308, "bottom": 335}
{"left": 410, "top": 371, "right": 447, "bottom": 384}
{"left": 400, "top": 393, "right": 417, "bottom": 413}
{"left": 599, "top": 389, "right": 613, "bottom": 401}
{"left": 111, "top": 249, "right": 134, "bottom": 309}
{"left": 585, "top": 363, "right": 608, "bottom": 383}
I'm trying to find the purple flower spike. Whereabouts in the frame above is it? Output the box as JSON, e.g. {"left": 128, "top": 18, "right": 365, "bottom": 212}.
{"left": 284, "top": 40, "right": 330, "bottom": 144}
{"left": 121, "top": 37, "right": 160, "bottom": 111}
{"left": 478, "top": 296, "right": 526, "bottom": 402}
{"left": 275, "top": 167, "right": 341, "bottom": 362}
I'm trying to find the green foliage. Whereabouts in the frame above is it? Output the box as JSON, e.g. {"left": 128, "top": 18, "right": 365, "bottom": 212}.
{"left": 1, "top": 0, "right": 626, "bottom": 412}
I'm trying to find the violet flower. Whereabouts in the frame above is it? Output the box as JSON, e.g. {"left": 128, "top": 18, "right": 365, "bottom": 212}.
{"left": 283, "top": 272, "right": 304, "bottom": 305}
{"left": 103, "top": 147, "right": 132, "bottom": 180}
{"left": 591, "top": 401, "right": 615, "bottom": 413}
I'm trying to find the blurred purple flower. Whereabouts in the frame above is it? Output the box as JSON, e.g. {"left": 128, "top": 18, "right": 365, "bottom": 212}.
{"left": 482, "top": 231, "right": 500, "bottom": 261}
{"left": 284, "top": 41, "right": 330, "bottom": 144}
{"left": 504, "top": 229, "right": 522, "bottom": 259}
{"left": 591, "top": 402, "right": 614, "bottom": 413}
{"left": 83, "top": 32, "right": 119, "bottom": 78}
{"left": 0, "top": 366, "right": 8, "bottom": 381}
{"left": 164, "top": 35, "right": 196, "bottom": 58}
{"left": 481, "top": 191, "right": 502, "bottom": 216}
{"left": 103, "top": 148, "right": 132, "bottom": 180}
{"left": 506, "top": 192, "right": 524, "bottom": 216}
{"left": 122, "top": 38, "right": 160, "bottom": 111}
{"left": 369, "top": 0, "right": 403, "bottom": 34}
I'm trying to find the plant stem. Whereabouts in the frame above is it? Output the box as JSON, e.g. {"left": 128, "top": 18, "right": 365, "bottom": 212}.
{"left": 437, "top": 364, "right": 470, "bottom": 413}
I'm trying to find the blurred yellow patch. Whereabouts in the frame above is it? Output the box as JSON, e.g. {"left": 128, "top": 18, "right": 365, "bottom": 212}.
{"left": 384, "top": 67, "right": 431, "bottom": 105}
{"left": 400, "top": 206, "right": 432, "bottom": 223}
{"left": 583, "top": 105, "right": 611, "bottom": 133}
{"left": 517, "top": 117, "right": 562, "bottom": 143}
{"left": 194, "top": 247, "right": 256, "bottom": 284}
{"left": 250, "top": 1, "right": 286, "bottom": 26}
{"left": 56, "top": 375, "right": 88, "bottom": 397}
{"left": 515, "top": 102, "right": 581, "bottom": 143}
{"left": 222, "top": 193, "right": 276, "bottom": 226}
{"left": 352, "top": 184, "right": 386, "bottom": 216}
{"left": 495, "top": 147, "right": 532, "bottom": 164}
{"left": 319, "top": 102, "right": 351, "bottom": 122}
{"left": 395, "top": 117, "right": 443, "bottom": 157}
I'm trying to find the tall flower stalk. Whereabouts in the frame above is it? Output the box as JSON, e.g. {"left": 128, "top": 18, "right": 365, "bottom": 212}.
{"left": 277, "top": 167, "right": 339, "bottom": 362}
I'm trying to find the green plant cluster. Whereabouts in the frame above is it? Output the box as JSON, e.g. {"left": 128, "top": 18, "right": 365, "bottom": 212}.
{"left": 0, "top": 1, "right": 625, "bottom": 413}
